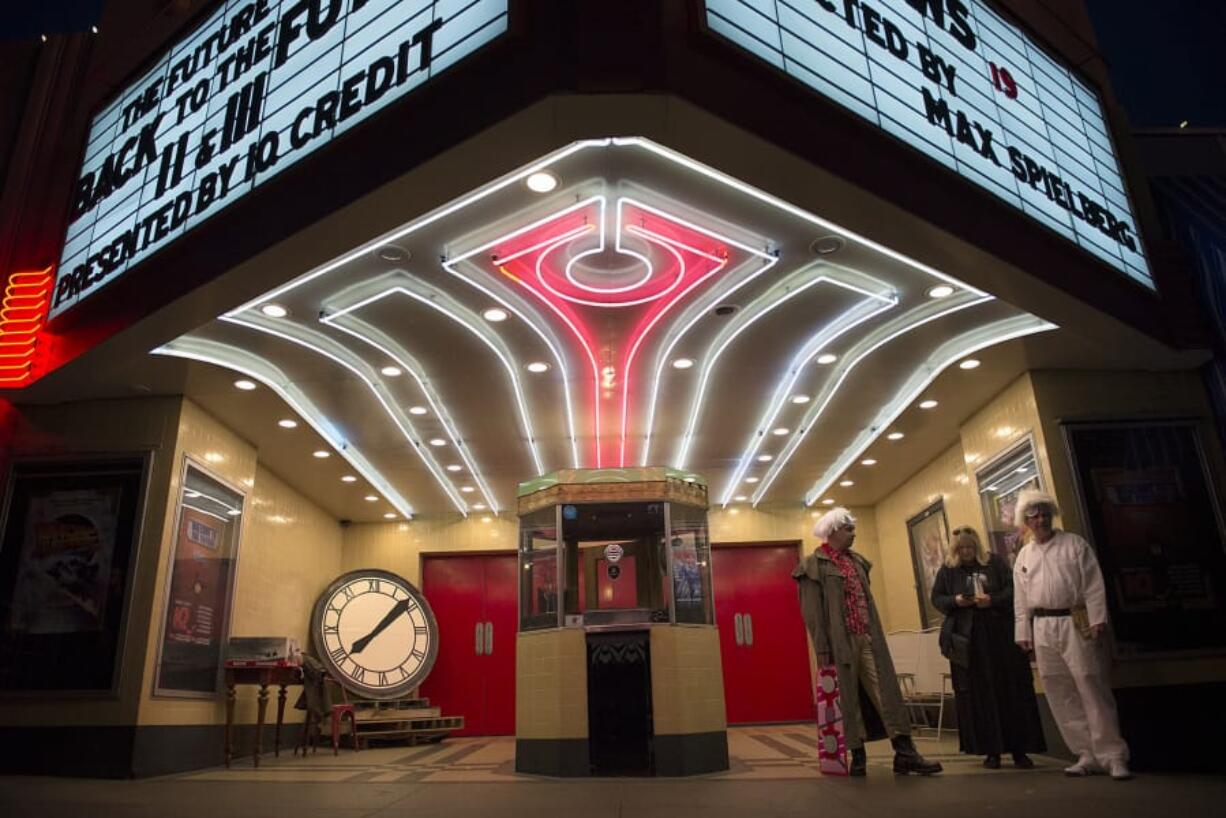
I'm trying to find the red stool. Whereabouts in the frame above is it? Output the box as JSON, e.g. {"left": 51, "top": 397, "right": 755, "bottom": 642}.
{"left": 329, "top": 704, "right": 357, "bottom": 754}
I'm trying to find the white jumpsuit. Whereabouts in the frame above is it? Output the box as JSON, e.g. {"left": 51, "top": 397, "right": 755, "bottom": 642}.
{"left": 1013, "top": 530, "right": 1129, "bottom": 765}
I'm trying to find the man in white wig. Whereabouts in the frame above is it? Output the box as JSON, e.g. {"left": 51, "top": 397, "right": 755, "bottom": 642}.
{"left": 1012, "top": 489, "right": 1131, "bottom": 780}
{"left": 794, "top": 507, "right": 942, "bottom": 777}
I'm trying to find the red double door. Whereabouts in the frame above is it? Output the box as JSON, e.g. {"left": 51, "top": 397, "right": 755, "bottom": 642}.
{"left": 713, "top": 542, "right": 814, "bottom": 724}
{"left": 420, "top": 553, "right": 517, "bottom": 736}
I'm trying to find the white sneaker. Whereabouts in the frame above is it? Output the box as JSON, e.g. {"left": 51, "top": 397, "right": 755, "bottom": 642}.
{"left": 1063, "top": 756, "right": 1102, "bottom": 776}
{"left": 1108, "top": 760, "right": 1132, "bottom": 780}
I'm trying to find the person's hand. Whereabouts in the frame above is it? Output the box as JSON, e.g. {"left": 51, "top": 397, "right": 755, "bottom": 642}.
{"left": 974, "top": 593, "right": 991, "bottom": 608}
{"left": 955, "top": 594, "right": 975, "bottom": 607}
{"left": 1088, "top": 623, "right": 1105, "bottom": 640}
{"left": 1016, "top": 640, "right": 1032, "bottom": 652}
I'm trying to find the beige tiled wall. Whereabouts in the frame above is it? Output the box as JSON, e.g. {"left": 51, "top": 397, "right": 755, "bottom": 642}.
{"left": 650, "top": 626, "right": 726, "bottom": 736}
{"left": 515, "top": 628, "right": 588, "bottom": 739}
{"left": 343, "top": 514, "right": 518, "bottom": 585}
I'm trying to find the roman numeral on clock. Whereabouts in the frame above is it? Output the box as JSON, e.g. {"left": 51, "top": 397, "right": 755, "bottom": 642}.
{"left": 352, "top": 667, "right": 366, "bottom": 684}
{"left": 330, "top": 646, "right": 346, "bottom": 663}
{"left": 324, "top": 624, "right": 339, "bottom": 636}
{"left": 368, "top": 579, "right": 380, "bottom": 594}
{"left": 378, "top": 672, "right": 389, "bottom": 686}
{"left": 342, "top": 585, "right": 356, "bottom": 600}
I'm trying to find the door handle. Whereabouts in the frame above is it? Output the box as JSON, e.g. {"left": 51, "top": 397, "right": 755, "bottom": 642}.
{"left": 484, "top": 621, "right": 493, "bottom": 655}
{"left": 744, "top": 613, "right": 754, "bottom": 647}
{"left": 475, "top": 621, "right": 484, "bottom": 655}
{"left": 733, "top": 612, "right": 744, "bottom": 646}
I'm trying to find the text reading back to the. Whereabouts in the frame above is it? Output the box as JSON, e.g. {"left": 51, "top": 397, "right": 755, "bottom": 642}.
{"left": 53, "top": 0, "right": 508, "bottom": 318}
{"left": 706, "top": 0, "right": 1152, "bottom": 288}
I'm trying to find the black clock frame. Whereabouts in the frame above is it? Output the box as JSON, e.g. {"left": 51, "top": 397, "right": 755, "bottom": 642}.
{"left": 310, "top": 568, "right": 439, "bottom": 700}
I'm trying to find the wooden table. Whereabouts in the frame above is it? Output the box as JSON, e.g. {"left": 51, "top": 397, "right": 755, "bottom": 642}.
{"left": 223, "top": 663, "right": 303, "bottom": 768}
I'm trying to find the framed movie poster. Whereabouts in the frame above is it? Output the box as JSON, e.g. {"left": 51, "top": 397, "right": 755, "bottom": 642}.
{"left": 1063, "top": 420, "right": 1226, "bottom": 658}
{"left": 906, "top": 501, "right": 949, "bottom": 628}
{"left": 153, "top": 459, "right": 245, "bottom": 697}
{"left": 0, "top": 455, "right": 151, "bottom": 695}
{"left": 975, "top": 437, "right": 1044, "bottom": 568}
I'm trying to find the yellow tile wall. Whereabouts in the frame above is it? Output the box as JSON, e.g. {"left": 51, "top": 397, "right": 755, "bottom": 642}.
{"left": 515, "top": 628, "right": 588, "bottom": 738}
{"left": 0, "top": 396, "right": 183, "bottom": 727}
{"left": 649, "top": 625, "right": 726, "bottom": 735}
{"left": 343, "top": 514, "right": 518, "bottom": 585}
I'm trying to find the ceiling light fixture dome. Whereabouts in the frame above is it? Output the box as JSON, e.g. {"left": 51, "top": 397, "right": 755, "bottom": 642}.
{"left": 526, "top": 171, "right": 558, "bottom": 192}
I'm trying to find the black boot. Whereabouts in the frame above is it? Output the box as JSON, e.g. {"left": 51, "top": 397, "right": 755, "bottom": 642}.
{"left": 891, "top": 735, "right": 943, "bottom": 775}
{"left": 849, "top": 747, "right": 867, "bottom": 777}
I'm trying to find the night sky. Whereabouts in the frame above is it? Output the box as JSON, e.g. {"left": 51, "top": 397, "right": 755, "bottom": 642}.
{"left": 1086, "top": 0, "right": 1226, "bottom": 128}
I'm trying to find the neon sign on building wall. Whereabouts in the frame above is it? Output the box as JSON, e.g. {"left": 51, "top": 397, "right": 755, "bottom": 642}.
{"left": 53, "top": 0, "right": 509, "bottom": 319}
{"left": 705, "top": 0, "right": 1153, "bottom": 288}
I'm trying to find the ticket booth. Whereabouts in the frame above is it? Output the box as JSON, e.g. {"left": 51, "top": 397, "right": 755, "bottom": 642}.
{"left": 514, "top": 468, "right": 728, "bottom": 777}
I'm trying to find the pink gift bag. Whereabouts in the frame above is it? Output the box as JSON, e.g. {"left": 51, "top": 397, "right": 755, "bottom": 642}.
{"left": 815, "top": 665, "right": 848, "bottom": 775}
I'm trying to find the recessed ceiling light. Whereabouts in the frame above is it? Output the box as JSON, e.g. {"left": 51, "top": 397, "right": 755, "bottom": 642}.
{"left": 526, "top": 361, "right": 550, "bottom": 373}
{"left": 1016, "top": 466, "right": 1030, "bottom": 473}
{"left": 381, "top": 365, "right": 402, "bottom": 377}
{"left": 526, "top": 171, "right": 558, "bottom": 192}
{"left": 672, "top": 358, "right": 694, "bottom": 369}
{"left": 918, "top": 399, "right": 939, "bottom": 409}
{"left": 383, "top": 512, "right": 397, "bottom": 519}
{"left": 728, "top": 508, "right": 740, "bottom": 515}
{"left": 377, "top": 244, "right": 408, "bottom": 262}
{"left": 757, "top": 454, "right": 773, "bottom": 462}
{"left": 861, "top": 458, "right": 877, "bottom": 466}
{"left": 481, "top": 516, "right": 493, "bottom": 524}
{"left": 887, "top": 431, "right": 905, "bottom": 440}
{"left": 408, "top": 406, "right": 428, "bottom": 415}
{"left": 482, "top": 308, "right": 508, "bottom": 322}
{"left": 260, "top": 303, "right": 288, "bottom": 318}
{"left": 772, "top": 427, "right": 790, "bottom": 436}
{"left": 429, "top": 438, "right": 447, "bottom": 447}
{"left": 341, "top": 475, "right": 357, "bottom": 483}
{"left": 822, "top": 498, "right": 835, "bottom": 505}
{"left": 312, "top": 450, "right": 330, "bottom": 458}
{"left": 364, "top": 495, "right": 379, "bottom": 502}
{"left": 1179, "top": 120, "right": 1188, "bottom": 129}
{"left": 446, "top": 464, "right": 462, "bottom": 472}
{"left": 227, "top": 509, "right": 242, "bottom": 516}
{"left": 745, "top": 476, "right": 760, "bottom": 484}
{"left": 734, "top": 495, "right": 748, "bottom": 501}
{"left": 234, "top": 379, "right": 257, "bottom": 390}
{"left": 840, "top": 480, "right": 855, "bottom": 487}
{"left": 791, "top": 394, "right": 811, "bottom": 404}
{"left": 816, "top": 353, "right": 837, "bottom": 365}
{"left": 927, "top": 285, "right": 955, "bottom": 298}
{"left": 460, "top": 486, "right": 475, "bottom": 493}
{"left": 810, "top": 236, "right": 845, "bottom": 255}
{"left": 473, "top": 503, "right": 487, "bottom": 510}
{"left": 959, "top": 358, "right": 981, "bottom": 370}
{"left": 277, "top": 419, "right": 298, "bottom": 429}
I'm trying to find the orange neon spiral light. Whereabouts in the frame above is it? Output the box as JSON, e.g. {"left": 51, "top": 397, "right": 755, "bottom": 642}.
{"left": 0, "top": 266, "right": 54, "bottom": 385}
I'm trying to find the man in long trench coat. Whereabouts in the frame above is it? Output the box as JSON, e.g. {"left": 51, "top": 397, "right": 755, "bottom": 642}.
{"left": 794, "top": 507, "right": 942, "bottom": 777}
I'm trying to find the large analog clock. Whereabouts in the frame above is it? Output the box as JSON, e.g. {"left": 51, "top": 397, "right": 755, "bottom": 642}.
{"left": 310, "top": 569, "right": 438, "bottom": 700}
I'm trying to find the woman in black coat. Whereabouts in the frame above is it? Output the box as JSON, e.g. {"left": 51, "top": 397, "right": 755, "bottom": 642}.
{"left": 932, "top": 525, "right": 1045, "bottom": 769}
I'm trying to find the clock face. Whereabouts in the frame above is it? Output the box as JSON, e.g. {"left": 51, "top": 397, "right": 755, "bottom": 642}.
{"left": 310, "top": 569, "right": 438, "bottom": 700}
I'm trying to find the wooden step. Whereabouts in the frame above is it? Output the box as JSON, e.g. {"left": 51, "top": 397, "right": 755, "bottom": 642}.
{"left": 355, "top": 707, "right": 441, "bottom": 722}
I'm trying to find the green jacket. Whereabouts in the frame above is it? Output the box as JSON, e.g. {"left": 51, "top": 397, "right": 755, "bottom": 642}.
{"left": 793, "top": 547, "right": 909, "bottom": 744}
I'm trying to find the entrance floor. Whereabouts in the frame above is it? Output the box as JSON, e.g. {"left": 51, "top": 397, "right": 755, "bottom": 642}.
{"left": 2, "top": 726, "right": 1220, "bottom": 817}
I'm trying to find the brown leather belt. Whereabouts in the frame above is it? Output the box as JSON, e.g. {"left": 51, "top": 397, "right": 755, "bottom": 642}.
{"left": 1032, "top": 608, "right": 1072, "bottom": 617}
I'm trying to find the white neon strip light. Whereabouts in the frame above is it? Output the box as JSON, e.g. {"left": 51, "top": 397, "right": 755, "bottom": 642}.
{"left": 611, "top": 137, "right": 986, "bottom": 296}
{"left": 182, "top": 504, "right": 233, "bottom": 522}
{"left": 802, "top": 316, "right": 1056, "bottom": 505}
{"left": 221, "top": 314, "right": 471, "bottom": 515}
{"left": 672, "top": 271, "right": 883, "bottom": 469}
{"left": 718, "top": 282, "right": 897, "bottom": 506}
{"left": 152, "top": 339, "right": 416, "bottom": 519}
{"left": 226, "top": 139, "right": 614, "bottom": 316}
{"left": 322, "top": 308, "right": 505, "bottom": 512}
{"left": 754, "top": 295, "right": 995, "bottom": 505}
{"left": 322, "top": 279, "right": 544, "bottom": 480}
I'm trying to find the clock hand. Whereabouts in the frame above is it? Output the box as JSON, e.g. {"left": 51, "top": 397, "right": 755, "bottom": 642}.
{"left": 350, "top": 598, "right": 411, "bottom": 654}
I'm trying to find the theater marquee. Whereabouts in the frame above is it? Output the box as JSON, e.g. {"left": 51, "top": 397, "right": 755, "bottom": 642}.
{"left": 53, "top": 0, "right": 508, "bottom": 318}
{"left": 705, "top": 0, "right": 1152, "bottom": 289}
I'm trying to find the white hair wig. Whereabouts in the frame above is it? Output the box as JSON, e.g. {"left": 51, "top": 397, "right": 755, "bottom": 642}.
{"left": 1013, "top": 489, "right": 1060, "bottom": 528}
{"left": 813, "top": 507, "right": 856, "bottom": 541}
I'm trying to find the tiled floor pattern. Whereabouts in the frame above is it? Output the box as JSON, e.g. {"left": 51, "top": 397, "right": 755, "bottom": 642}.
{"left": 179, "top": 726, "right": 1060, "bottom": 783}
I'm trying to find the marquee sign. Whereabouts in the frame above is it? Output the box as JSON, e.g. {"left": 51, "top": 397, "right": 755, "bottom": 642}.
{"left": 705, "top": 0, "right": 1153, "bottom": 288}
{"left": 52, "top": 0, "right": 509, "bottom": 318}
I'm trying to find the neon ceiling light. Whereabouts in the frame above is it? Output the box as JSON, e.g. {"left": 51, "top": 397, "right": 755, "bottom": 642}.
{"left": 220, "top": 314, "right": 474, "bottom": 515}
{"left": 152, "top": 337, "right": 416, "bottom": 519}
{"left": 321, "top": 275, "right": 545, "bottom": 480}
{"left": 753, "top": 294, "right": 996, "bottom": 505}
{"left": 802, "top": 315, "right": 1057, "bottom": 505}
{"left": 717, "top": 277, "right": 898, "bottom": 506}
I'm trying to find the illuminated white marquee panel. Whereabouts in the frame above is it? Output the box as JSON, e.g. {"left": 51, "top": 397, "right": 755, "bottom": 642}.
{"left": 705, "top": 0, "right": 1152, "bottom": 288}
{"left": 53, "top": 0, "right": 508, "bottom": 318}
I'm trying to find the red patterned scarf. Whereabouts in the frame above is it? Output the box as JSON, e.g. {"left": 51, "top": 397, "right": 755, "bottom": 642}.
{"left": 821, "top": 544, "right": 870, "bottom": 635}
